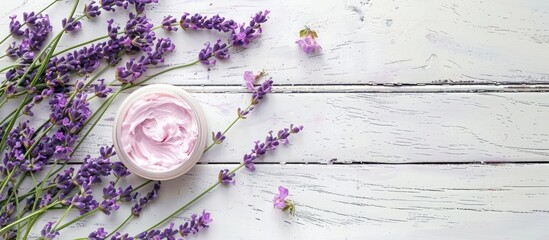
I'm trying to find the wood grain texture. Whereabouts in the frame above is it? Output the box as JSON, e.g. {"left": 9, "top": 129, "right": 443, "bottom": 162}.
{"left": 25, "top": 164, "right": 549, "bottom": 239}
{"left": 67, "top": 90, "right": 549, "bottom": 163}
{"left": 0, "top": 0, "right": 548, "bottom": 85}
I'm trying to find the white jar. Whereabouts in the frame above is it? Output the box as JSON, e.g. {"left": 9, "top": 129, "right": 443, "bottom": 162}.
{"left": 113, "top": 84, "right": 208, "bottom": 181}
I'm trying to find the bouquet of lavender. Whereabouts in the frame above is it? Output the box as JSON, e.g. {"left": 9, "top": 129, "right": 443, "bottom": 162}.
{"left": 0, "top": 1, "right": 303, "bottom": 239}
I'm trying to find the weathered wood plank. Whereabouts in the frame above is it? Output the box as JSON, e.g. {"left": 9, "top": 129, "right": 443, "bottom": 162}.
{"left": 25, "top": 164, "right": 549, "bottom": 239}
{"left": 1, "top": 0, "right": 548, "bottom": 85}
{"left": 4, "top": 90, "right": 546, "bottom": 163}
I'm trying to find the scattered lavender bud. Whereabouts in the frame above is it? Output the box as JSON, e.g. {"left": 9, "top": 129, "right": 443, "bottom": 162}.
{"left": 212, "top": 131, "right": 225, "bottom": 144}
{"left": 161, "top": 15, "right": 178, "bottom": 31}
{"left": 40, "top": 221, "right": 59, "bottom": 240}
{"left": 62, "top": 18, "right": 82, "bottom": 32}
{"left": 243, "top": 125, "right": 303, "bottom": 171}
{"left": 88, "top": 227, "right": 107, "bottom": 240}
{"left": 218, "top": 169, "right": 235, "bottom": 184}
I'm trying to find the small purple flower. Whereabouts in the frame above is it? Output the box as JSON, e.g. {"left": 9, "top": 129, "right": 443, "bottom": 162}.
{"left": 273, "top": 186, "right": 295, "bottom": 215}
{"left": 243, "top": 70, "right": 267, "bottom": 91}
{"left": 296, "top": 36, "right": 321, "bottom": 54}
{"left": 118, "top": 185, "right": 135, "bottom": 202}
{"left": 103, "top": 181, "right": 119, "bottom": 199}
{"left": 132, "top": 0, "right": 158, "bottom": 14}
{"left": 198, "top": 38, "right": 230, "bottom": 66}
{"left": 296, "top": 28, "right": 321, "bottom": 54}
{"left": 198, "top": 42, "right": 216, "bottom": 65}
{"left": 178, "top": 210, "right": 212, "bottom": 236}
{"left": 62, "top": 18, "right": 82, "bottom": 32}
{"left": 243, "top": 71, "right": 256, "bottom": 91}
{"left": 84, "top": 1, "right": 102, "bottom": 18}
{"left": 251, "top": 78, "right": 273, "bottom": 104}
{"left": 230, "top": 10, "right": 270, "bottom": 47}
{"left": 112, "top": 162, "right": 131, "bottom": 177}
{"left": 23, "top": 12, "right": 38, "bottom": 24}
{"left": 9, "top": 15, "right": 25, "bottom": 36}
{"left": 94, "top": 79, "right": 112, "bottom": 98}
{"left": 116, "top": 57, "right": 147, "bottom": 83}
{"left": 161, "top": 15, "right": 178, "bottom": 31}
{"left": 40, "top": 221, "right": 59, "bottom": 240}
{"left": 218, "top": 169, "right": 235, "bottom": 184}
{"left": 212, "top": 131, "right": 225, "bottom": 144}
{"left": 99, "top": 198, "right": 120, "bottom": 215}
{"left": 273, "top": 186, "right": 288, "bottom": 209}
{"left": 88, "top": 227, "right": 108, "bottom": 240}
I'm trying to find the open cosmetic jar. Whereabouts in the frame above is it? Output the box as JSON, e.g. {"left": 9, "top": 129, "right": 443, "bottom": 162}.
{"left": 113, "top": 84, "right": 208, "bottom": 181}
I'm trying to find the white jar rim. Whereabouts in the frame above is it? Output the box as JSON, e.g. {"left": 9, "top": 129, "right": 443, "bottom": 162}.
{"left": 112, "top": 84, "right": 208, "bottom": 181}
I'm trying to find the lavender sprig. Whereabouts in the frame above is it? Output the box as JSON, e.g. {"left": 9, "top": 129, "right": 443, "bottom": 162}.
{"left": 88, "top": 210, "right": 211, "bottom": 239}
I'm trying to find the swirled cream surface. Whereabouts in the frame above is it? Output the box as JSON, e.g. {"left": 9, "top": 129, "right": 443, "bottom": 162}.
{"left": 120, "top": 93, "right": 198, "bottom": 172}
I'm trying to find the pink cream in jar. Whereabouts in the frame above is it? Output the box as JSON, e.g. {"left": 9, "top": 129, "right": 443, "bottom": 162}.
{"left": 113, "top": 85, "right": 207, "bottom": 180}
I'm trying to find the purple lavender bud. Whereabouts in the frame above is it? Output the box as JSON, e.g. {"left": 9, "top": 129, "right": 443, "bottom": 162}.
{"left": 84, "top": 1, "right": 102, "bottom": 18}
{"left": 103, "top": 181, "right": 119, "bottom": 199}
{"left": 110, "top": 232, "right": 133, "bottom": 240}
{"left": 76, "top": 80, "right": 85, "bottom": 91}
{"left": 250, "top": 10, "right": 270, "bottom": 26}
{"left": 88, "top": 227, "right": 108, "bottom": 240}
{"left": 118, "top": 186, "right": 134, "bottom": 202}
{"left": 161, "top": 15, "right": 178, "bottom": 31}
{"left": 161, "top": 223, "right": 178, "bottom": 239}
{"left": 112, "top": 162, "right": 131, "bottom": 177}
{"left": 198, "top": 210, "right": 212, "bottom": 228}
{"left": 40, "top": 222, "right": 59, "bottom": 240}
{"left": 94, "top": 79, "right": 113, "bottom": 98}
{"left": 62, "top": 18, "right": 82, "bottom": 32}
{"left": 100, "top": 145, "right": 116, "bottom": 158}
{"left": 39, "top": 193, "right": 53, "bottom": 209}
{"left": 243, "top": 153, "right": 257, "bottom": 171}
{"left": 9, "top": 15, "right": 25, "bottom": 36}
{"left": 27, "top": 14, "right": 52, "bottom": 50}
{"left": 116, "top": 57, "right": 147, "bottom": 83}
{"left": 230, "top": 11, "right": 270, "bottom": 47}
{"left": 147, "top": 38, "right": 175, "bottom": 65}
{"left": 23, "top": 12, "right": 38, "bottom": 24}
{"left": 54, "top": 168, "right": 74, "bottom": 190}
{"left": 251, "top": 78, "right": 273, "bottom": 104}
{"left": 198, "top": 42, "right": 216, "bottom": 65}
{"left": 212, "top": 131, "right": 225, "bottom": 144}
{"left": 131, "top": 0, "right": 158, "bottom": 14}
{"left": 107, "top": 19, "right": 120, "bottom": 40}
{"left": 101, "top": 0, "right": 129, "bottom": 12}
{"left": 99, "top": 198, "right": 120, "bottom": 215}
{"left": 22, "top": 103, "right": 34, "bottom": 116}
{"left": 4, "top": 84, "right": 15, "bottom": 97}
{"left": 218, "top": 169, "right": 235, "bottom": 184}
{"left": 178, "top": 210, "right": 212, "bottom": 236}
{"left": 212, "top": 38, "right": 229, "bottom": 60}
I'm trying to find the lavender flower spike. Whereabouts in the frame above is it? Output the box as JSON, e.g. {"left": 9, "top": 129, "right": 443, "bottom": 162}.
{"left": 243, "top": 124, "right": 303, "bottom": 171}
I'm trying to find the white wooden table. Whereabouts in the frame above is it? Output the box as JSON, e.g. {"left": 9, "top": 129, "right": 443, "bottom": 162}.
{"left": 2, "top": 0, "right": 549, "bottom": 239}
